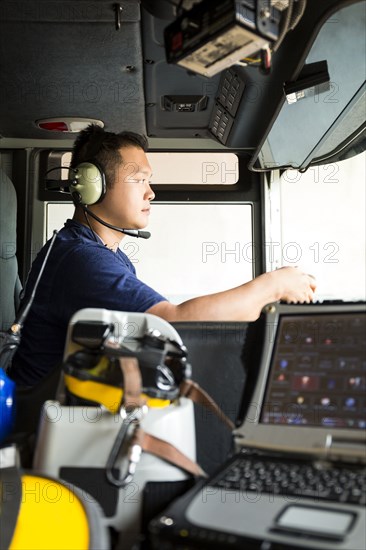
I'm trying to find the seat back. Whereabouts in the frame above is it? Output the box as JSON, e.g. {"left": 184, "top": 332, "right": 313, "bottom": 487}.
{"left": 172, "top": 321, "right": 250, "bottom": 474}
{"left": 0, "top": 168, "right": 22, "bottom": 332}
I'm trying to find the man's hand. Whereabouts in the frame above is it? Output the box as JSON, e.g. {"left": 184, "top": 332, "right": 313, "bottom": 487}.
{"left": 272, "top": 266, "right": 317, "bottom": 304}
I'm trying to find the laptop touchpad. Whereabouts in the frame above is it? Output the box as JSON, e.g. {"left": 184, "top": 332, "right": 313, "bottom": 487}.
{"left": 274, "top": 505, "right": 356, "bottom": 539}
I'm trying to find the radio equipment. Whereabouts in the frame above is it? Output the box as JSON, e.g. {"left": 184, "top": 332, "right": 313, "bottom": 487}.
{"left": 164, "top": 0, "right": 281, "bottom": 77}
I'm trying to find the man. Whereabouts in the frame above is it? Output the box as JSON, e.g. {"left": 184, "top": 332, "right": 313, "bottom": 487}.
{"left": 10, "top": 125, "right": 316, "bottom": 386}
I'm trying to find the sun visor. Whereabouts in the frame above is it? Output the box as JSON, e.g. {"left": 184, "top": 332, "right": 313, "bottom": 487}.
{"left": 248, "top": 2, "right": 366, "bottom": 171}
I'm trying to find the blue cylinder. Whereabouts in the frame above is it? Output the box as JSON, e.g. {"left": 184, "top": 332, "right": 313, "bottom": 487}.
{"left": 0, "top": 369, "right": 15, "bottom": 443}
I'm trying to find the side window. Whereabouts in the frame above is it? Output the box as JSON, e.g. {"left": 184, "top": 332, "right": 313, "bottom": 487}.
{"left": 121, "top": 203, "right": 253, "bottom": 303}
{"left": 268, "top": 153, "right": 365, "bottom": 301}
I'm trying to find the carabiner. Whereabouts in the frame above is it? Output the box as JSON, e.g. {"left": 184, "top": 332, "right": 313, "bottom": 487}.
{"left": 105, "top": 405, "right": 146, "bottom": 487}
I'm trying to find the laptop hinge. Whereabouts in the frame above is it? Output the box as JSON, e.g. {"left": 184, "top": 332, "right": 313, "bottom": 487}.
{"left": 324, "top": 434, "right": 366, "bottom": 462}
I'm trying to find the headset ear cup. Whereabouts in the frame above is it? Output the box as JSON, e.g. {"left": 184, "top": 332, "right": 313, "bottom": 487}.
{"left": 70, "top": 162, "right": 106, "bottom": 205}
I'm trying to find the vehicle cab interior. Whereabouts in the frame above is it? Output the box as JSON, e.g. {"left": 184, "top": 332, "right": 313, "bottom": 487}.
{"left": 0, "top": 1, "right": 365, "bottom": 549}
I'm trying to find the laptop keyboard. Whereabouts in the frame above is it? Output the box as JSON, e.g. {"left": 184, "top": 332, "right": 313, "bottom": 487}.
{"left": 212, "top": 454, "right": 366, "bottom": 505}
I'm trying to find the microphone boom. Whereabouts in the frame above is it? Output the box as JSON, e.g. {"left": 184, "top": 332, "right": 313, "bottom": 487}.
{"left": 82, "top": 205, "right": 151, "bottom": 239}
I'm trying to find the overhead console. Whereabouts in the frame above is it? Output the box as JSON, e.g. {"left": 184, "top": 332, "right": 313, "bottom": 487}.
{"left": 0, "top": 0, "right": 363, "bottom": 161}
{"left": 144, "top": 0, "right": 365, "bottom": 161}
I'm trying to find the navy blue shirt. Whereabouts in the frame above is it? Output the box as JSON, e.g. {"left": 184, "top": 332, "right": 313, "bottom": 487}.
{"left": 11, "top": 220, "right": 166, "bottom": 386}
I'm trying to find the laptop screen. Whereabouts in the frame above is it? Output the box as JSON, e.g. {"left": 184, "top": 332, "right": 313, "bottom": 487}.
{"left": 260, "top": 312, "right": 366, "bottom": 430}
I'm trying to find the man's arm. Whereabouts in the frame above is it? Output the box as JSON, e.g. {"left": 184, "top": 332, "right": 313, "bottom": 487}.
{"left": 146, "top": 266, "right": 316, "bottom": 322}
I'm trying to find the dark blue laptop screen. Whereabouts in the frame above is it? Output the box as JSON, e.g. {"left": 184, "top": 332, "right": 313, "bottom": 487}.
{"left": 260, "top": 312, "right": 366, "bottom": 429}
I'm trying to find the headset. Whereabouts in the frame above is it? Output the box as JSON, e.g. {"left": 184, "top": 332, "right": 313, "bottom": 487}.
{"left": 45, "top": 161, "right": 151, "bottom": 239}
{"left": 68, "top": 160, "right": 107, "bottom": 206}
{"left": 45, "top": 160, "right": 106, "bottom": 206}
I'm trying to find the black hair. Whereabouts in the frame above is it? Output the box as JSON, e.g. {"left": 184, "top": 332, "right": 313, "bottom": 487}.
{"left": 70, "top": 124, "right": 148, "bottom": 189}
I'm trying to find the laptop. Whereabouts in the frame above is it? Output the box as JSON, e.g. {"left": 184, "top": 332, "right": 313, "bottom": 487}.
{"left": 149, "top": 302, "right": 366, "bottom": 550}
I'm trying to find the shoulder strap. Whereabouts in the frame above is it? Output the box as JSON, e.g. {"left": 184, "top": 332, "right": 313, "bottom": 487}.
{"left": 180, "top": 379, "right": 235, "bottom": 431}
{"left": 136, "top": 427, "right": 207, "bottom": 478}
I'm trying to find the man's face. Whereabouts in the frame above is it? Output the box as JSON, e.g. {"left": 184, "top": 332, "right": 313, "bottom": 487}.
{"left": 92, "top": 145, "right": 154, "bottom": 230}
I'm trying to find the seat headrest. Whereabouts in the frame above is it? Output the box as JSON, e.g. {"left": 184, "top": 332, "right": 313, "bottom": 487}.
{"left": 0, "top": 169, "right": 17, "bottom": 260}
